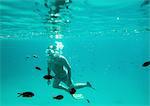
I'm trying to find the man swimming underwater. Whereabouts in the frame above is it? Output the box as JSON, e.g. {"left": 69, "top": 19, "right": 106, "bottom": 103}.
{"left": 46, "top": 45, "right": 93, "bottom": 94}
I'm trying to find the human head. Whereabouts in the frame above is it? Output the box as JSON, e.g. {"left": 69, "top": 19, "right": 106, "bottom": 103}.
{"left": 45, "top": 45, "right": 59, "bottom": 57}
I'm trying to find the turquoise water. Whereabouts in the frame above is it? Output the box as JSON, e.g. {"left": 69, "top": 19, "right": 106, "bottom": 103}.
{"left": 0, "top": 0, "right": 150, "bottom": 106}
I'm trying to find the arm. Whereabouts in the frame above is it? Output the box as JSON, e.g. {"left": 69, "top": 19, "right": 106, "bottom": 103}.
{"left": 47, "top": 61, "right": 51, "bottom": 75}
{"left": 62, "top": 56, "right": 71, "bottom": 79}
{"left": 47, "top": 61, "right": 52, "bottom": 85}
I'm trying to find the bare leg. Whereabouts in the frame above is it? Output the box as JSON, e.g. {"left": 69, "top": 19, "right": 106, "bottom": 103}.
{"left": 73, "top": 82, "right": 91, "bottom": 89}
{"left": 53, "top": 78, "right": 69, "bottom": 92}
{"left": 63, "top": 78, "right": 92, "bottom": 90}
{"left": 54, "top": 84, "right": 69, "bottom": 92}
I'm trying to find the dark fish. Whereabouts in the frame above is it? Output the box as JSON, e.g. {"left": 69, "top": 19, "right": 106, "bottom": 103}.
{"left": 145, "top": 28, "right": 150, "bottom": 31}
{"left": 35, "top": 66, "right": 41, "bottom": 70}
{"left": 25, "top": 56, "right": 30, "bottom": 60}
{"left": 69, "top": 88, "right": 76, "bottom": 94}
{"left": 142, "top": 61, "right": 150, "bottom": 67}
{"left": 33, "top": 55, "right": 38, "bottom": 58}
{"left": 44, "top": 3, "right": 49, "bottom": 8}
{"left": 26, "top": 56, "right": 30, "bottom": 59}
{"left": 141, "top": 0, "right": 150, "bottom": 7}
{"left": 86, "top": 99, "right": 90, "bottom": 103}
{"left": 53, "top": 95, "right": 64, "bottom": 100}
{"left": 43, "top": 75, "right": 53, "bottom": 80}
{"left": 17, "top": 92, "right": 34, "bottom": 97}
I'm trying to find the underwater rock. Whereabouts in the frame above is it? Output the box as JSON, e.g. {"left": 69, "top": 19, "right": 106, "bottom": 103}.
{"left": 35, "top": 66, "right": 41, "bottom": 70}
{"left": 17, "top": 92, "right": 34, "bottom": 97}
{"left": 69, "top": 88, "right": 76, "bottom": 94}
{"left": 53, "top": 95, "right": 64, "bottom": 100}
{"left": 142, "top": 61, "right": 150, "bottom": 67}
{"left": 43, "top": 75, "right": 53, "bottom": 80}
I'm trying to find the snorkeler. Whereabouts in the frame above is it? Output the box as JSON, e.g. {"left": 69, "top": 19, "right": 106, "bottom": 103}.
{"left": 45, "top": 45, "right": 93, "bottom": 94}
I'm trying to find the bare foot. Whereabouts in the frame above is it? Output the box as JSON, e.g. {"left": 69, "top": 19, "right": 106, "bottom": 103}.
{"left": 87, "top": 82, "right": 95, "bottom": 90}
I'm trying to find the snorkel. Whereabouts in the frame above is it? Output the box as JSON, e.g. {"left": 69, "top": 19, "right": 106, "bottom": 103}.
{"left": 46, "top": 45, "right": 57, "bottom": 57}
{"left": 45, "top": 41, "right": 64, "bottom": 61}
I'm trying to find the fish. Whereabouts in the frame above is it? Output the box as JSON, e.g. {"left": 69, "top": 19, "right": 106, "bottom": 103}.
{"left": 26, "top": 56, "right": 30, "bottom": 59}
{"left": 86, "top": 99, "right": 90, "bottom": 103}
{"left": 33, "top": 55, "right": 38, "bottom": 58}
{"left": 25, "top": 55, "right": 30, "bottom": 60}
{"left": 44, "top": 2, "right": 49, "bottom": 8}
{"left": 141, "top": 0, "right": 150, "bottom": 7}
{"left": 142, "top": 61, "right": 150, "bottom": 67}
{"left": 69, "top": 88, "right": 76, "bottom": 94}
{"left": 35, "top": 66, "right": 41, "bottom": 70}
{"left": 17, "top": 92, "right": 34, "bottom": 97}
{"left": 145, "top": 28, "right": 150, "bottom": 31}
{"left": 43, "top": 75, "right": 54, "bottom": 80}
{"left": 53, "top": 95, "right": 64, "bottom": 100}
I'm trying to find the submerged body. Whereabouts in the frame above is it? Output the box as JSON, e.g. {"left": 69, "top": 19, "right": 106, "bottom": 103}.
{"left": 47, "top": 46, "right": 92, "bottom": 93}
